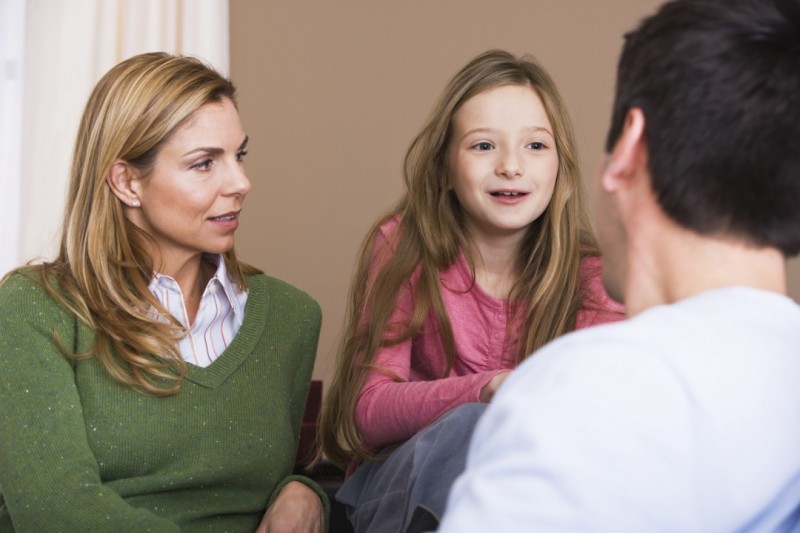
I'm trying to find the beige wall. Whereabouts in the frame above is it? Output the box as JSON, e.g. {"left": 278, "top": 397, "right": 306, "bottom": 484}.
{"left": 229, "top": 1, "right": 800, "bottom": 385}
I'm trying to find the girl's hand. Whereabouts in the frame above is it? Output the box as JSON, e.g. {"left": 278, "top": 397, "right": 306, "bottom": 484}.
{"left": 480, "top": 371, "right": 512, "bottom": 403}
{"left": 255, "top": 481, "right": 324, "bottom": 533}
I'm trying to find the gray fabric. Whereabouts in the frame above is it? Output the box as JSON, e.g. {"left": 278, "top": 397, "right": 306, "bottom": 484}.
{"left": 336, "top": 403, "right": 487, "bottom": 533}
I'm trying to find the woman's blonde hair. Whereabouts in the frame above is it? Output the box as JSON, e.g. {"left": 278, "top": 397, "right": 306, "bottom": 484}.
{"left": 35, "top": 52, "right": 258, "bottom": 395}
{"left": 318, "top": 49, "right": 598, "bottom": 468}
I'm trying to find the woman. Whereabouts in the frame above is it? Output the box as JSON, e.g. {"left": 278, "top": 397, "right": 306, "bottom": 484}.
{"left": 0, "top": 53, "right": 325, "bottom": 532}
{"left": 319, "top": 50, "right": 623, "bottom": 532}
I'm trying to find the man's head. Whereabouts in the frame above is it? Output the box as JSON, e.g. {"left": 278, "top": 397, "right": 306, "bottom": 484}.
{"left": 604, "top": 0, "right": 800, "bottom": 257}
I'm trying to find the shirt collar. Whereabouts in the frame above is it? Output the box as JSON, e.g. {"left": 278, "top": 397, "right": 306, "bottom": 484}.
{"left": 148, "top": 254, "right": 247, "bottom": 319}
{"left": 207, "top": 255, "right": 247, "bottom": 319}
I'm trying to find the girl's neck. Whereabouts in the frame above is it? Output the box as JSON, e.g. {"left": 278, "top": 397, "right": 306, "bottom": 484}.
{"left": 468, "top": 233, "right": 521, "bottom": 300}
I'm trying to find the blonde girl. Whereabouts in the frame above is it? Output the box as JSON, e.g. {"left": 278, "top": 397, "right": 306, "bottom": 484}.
{"left": 319, "top": 49, "right": 623, "bottom": 532}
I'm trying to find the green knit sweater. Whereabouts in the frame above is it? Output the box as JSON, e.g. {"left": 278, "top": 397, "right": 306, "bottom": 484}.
{"left": 0, "top": 269, "right": 327, "bottom": 532}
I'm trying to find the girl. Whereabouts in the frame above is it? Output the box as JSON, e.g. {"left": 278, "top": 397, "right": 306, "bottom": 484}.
{"left": 319, "top": 49, "right": 623, "bottom": 532}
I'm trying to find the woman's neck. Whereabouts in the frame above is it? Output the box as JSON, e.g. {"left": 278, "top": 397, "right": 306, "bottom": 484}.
{"left": 158, "top": 254, "right": 216, "bottom": 326}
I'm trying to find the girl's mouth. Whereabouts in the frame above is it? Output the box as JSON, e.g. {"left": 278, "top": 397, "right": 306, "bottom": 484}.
{"left": 490, "top": 191, "right": 527, "bottom": 197}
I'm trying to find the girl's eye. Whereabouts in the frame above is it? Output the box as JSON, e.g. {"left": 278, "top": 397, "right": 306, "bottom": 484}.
{"left": 528, "top": 142, "right": 546, "bottom": 150}
{"left": 192, "top": 158, "right": 213, "bottom": 171}
{"left": 236, "top": 149, "right": 248, "bottom": 162}
{"left": 472, "top": 142, "right": 494, "bottom": 151}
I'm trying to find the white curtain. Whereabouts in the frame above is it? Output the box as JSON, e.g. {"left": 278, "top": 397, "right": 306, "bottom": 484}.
{"left": 11, "top": 0, "right": 229, "bottom": 272}
{"left": 0, "top": 0, "right": 25, "bottom": 276}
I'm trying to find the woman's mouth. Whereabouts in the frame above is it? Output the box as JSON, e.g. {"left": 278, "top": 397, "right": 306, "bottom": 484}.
{"left": 208, "top": 211, "right": 241, "bottom": 230}
{"left": 210, "top": 214, "right": 237, "bottom": 221}
{"left": 209, "top": 211, "right": 239, "bottom": 222}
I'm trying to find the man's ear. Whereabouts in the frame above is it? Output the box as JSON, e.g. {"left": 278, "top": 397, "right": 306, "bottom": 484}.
{"left": 602, "top": 108, "right": 647, "bottom": 192}
{"left": 106, "top": 160, "right": 141, "bottom": 207}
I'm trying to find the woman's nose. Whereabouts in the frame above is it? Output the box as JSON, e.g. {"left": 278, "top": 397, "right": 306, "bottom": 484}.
{"left": 226, "top": 162, "right": 251, "bottom": 196}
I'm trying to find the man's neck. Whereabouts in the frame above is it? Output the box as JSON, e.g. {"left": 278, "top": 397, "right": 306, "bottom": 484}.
{"left": 623, "top": 223, "right": 787, "bottom": 316}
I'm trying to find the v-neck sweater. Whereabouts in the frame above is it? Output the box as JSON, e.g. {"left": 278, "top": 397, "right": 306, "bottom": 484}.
{"left": 0, "top": 269, "right": 326, "bottom": 532}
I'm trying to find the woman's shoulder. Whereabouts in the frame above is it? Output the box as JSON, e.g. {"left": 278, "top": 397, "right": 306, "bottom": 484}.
{"left": 247, "top": 272, "right": 321, "bottom": 319}
{"left": 1, "top": 266, "right": 53, "bottom": 301}
{"left": 0, "top": 266, "right": 80, "bottom": 344}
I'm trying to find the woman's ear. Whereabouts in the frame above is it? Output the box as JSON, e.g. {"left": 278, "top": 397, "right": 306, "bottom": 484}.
{"left": 106, "top": 160, "right": 141, "bottom": 207}
{"left": 602, "top": 108, "right": 647, "bottom": 192}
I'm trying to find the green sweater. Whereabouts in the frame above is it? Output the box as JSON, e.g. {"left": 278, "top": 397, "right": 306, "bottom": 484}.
{"left": 0, "top": 270, "right": 327, "bottom": 532}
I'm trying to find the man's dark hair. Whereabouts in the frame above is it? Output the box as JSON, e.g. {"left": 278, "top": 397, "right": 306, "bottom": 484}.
{"left": 606, "top": 0, "right": 800, "bottom": 256}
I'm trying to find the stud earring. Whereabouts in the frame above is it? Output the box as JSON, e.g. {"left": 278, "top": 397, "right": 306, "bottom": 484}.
{"left": 130, "top": 199, "right": 141, "bottom": 207}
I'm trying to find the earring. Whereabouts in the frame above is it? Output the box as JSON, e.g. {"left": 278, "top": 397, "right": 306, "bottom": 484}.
{"left": 130, "top": 199, "right": 141, "bottom": 207}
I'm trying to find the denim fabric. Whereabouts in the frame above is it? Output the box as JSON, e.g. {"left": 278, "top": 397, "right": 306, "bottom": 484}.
{"left": 336, "top": 403, "right": 487, "bottom": 533}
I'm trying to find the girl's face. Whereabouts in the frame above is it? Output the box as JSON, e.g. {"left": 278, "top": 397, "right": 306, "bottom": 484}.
{"left": 128, "top": 97, "right": 250, "bottom": 275}
{"left": 447, "top": 84, "right": 559, "bottom": 247}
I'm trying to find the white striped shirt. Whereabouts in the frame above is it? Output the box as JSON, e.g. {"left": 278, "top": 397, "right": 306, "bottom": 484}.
{"left": 148, "top": 255, "right": 249, "bottom": 367}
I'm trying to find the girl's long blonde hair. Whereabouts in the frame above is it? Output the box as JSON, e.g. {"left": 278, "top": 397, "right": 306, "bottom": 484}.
{"left": 28, "top": 52, "right": 258, "bottom": 395}
{"left": 320, "top": 49, "right": 599, "bottom": 468}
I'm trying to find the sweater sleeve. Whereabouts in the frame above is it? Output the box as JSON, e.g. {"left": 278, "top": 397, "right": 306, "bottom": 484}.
{"left": 352, "top": 222, "right": 502, "bottom": 450}
{"left": 0, "top": 272, "right": 180, "bottom": 532}
{"left": 264, "top": 283, "right": 330, "bottom": 528}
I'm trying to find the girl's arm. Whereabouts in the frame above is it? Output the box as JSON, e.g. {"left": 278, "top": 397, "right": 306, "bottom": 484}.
{"left": 354, "top": 337, "right": 507, "bottom": 450}
{"left": 0, "top": 272, "right": 180, "bottom": 531}
{"left": 353, "top": 268, "right": 505, "bottom": 449}
{"left": 351, "top": 219, "right": 507, "bottom": 450}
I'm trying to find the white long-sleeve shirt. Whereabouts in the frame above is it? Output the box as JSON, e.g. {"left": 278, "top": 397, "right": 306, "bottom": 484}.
{"left": 440, "top": 287, "right": 800, "bottom": 532}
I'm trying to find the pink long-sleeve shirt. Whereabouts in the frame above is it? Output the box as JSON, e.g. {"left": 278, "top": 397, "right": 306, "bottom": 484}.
{"left": 354, "top": 217, "right": 625, "bottom": 454}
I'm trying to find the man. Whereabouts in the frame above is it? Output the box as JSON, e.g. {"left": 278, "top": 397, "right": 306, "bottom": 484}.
{"left": 437, "top": 0, "right": 800, "bottom": 531}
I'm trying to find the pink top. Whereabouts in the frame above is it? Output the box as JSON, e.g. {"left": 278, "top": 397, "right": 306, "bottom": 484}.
{"left": 354, "top": 217, "right": 625, "bottom": 454}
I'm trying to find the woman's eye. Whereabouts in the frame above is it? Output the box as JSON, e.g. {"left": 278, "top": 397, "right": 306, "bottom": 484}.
{"left": 192, "top": 158, "right": 213, "bottom": 171}
{"left": 472, "top": 142, "right": 493, "bottom": 151}
{"left": 528, "top": 142, "right": 546, "bottom": 150}
{"left": 236, "top": 149, "right": 248, "bottom": 162}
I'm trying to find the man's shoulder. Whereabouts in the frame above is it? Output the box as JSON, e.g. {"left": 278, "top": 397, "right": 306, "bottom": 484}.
{"left": 509, "top": 318, "right": 655, "bottom": 395}
{"left": 507, "top": 286, "right": 800, "bottom": 404}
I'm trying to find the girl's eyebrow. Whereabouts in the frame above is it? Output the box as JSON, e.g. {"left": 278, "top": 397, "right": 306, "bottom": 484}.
{"left": 460, "top": 126, "right": 554, "bottom": 138}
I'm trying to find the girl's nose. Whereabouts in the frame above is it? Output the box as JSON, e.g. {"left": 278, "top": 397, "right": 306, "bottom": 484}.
{"left": 496, "top": 149, "right": 523, "bottom": 179}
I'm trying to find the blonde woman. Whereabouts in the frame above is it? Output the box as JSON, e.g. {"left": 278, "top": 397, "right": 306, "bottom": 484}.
{"left": 318, "top": 49, "right": 624, "bottom": 532}
{"left": 0, "top": 53, "right": 325, "bottom": 532}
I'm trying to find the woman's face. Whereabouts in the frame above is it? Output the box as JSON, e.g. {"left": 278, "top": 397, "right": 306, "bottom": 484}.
{"left": 128, "top": 97, "right": 250, "bottom": 274}
{"left": 447, "top": 84, "right": 559, "bottom": 248}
